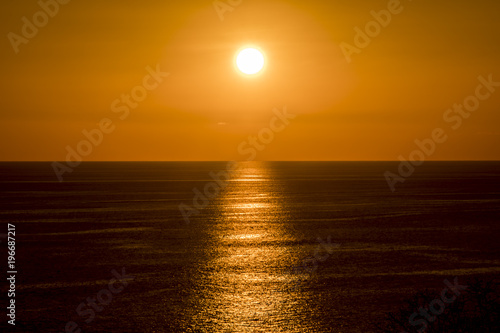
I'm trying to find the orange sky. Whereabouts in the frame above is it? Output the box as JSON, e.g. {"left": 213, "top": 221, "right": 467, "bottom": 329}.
{"left": 1, "top": 0, "right": 499, "bottom": 161}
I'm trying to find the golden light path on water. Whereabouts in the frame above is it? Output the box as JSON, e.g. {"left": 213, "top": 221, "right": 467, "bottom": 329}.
{"left": 187, "top": 162, "right": 321, "bottom": 332}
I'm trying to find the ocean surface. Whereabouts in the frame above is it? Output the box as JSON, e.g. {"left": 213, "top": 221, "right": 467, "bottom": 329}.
{"left": 0, "top": 161, "right": 499, "bottom": 332}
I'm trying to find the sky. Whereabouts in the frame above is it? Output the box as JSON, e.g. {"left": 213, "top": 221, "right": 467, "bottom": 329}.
{"left": 1, "top": 0, "right": 499, "bottom": 161}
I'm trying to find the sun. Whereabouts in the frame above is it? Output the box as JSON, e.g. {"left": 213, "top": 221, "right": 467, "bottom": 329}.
{"left": 236, "top": 48, "right": 265, "bottom": 75}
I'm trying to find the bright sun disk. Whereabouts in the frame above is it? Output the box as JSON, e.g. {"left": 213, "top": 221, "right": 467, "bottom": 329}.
{"left": 236, "top": 48, "right": 265, "bottom": 75}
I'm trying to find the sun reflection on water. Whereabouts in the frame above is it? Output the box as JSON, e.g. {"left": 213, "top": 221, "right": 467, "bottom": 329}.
{"left": 185, "top": 162, "right": 319, "bottom": 332}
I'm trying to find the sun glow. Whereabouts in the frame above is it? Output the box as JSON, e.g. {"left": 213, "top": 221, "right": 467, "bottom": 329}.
{"left": 236, "top": 48, "right": 265, "bottom": 75}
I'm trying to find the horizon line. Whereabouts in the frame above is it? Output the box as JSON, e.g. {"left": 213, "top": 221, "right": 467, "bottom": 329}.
{"left": 1, "top": 160, "right": 500, "bottom": 163}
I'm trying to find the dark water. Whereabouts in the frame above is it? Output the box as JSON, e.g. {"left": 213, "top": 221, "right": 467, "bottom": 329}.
{"left": 0, "top": 161, "right": 499, "bottom": 332}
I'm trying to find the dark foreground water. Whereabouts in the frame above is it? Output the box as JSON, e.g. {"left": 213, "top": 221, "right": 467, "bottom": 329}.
{"left": 0, "top": 161, "right": 499, "bottom": 332}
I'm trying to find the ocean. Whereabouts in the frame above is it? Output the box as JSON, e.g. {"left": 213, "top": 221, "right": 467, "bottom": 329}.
{"left": 0, "top": 161, "right": 499, "bottom": 332}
